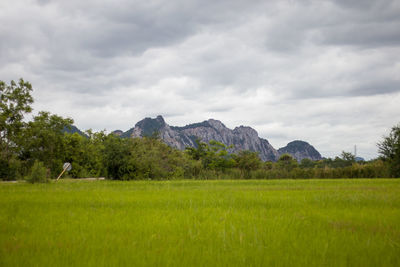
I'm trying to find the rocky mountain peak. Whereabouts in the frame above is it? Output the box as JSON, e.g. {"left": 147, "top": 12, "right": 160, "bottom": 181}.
{"left": 134, "top": 115, "right": 166, "bottom": 137}
{"left": 112, "top": 130, "right": 123, "bottom": 136}
{"left": 156, "top": 115, "right": 165, "bottom": 123}
{"left": 233, "top": 126, "right": 258, "bottom": 138}
{"left": 119, "top": 116, "right": 321, "bottom": 162}
{"left": 278, "top": 140, "right": 322, "bottom": 162}
{"left": 207, "top": 119, "right": 226, "bottom": 131}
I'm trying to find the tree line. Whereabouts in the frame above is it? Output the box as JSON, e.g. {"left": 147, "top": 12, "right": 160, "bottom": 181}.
{"left": 1, "top": 79, "right": 399, "bottom": 182}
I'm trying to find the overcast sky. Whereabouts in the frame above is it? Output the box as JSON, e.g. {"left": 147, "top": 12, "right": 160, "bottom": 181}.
{"left": 1, "top": 0, "right": 400, "bottom": 159}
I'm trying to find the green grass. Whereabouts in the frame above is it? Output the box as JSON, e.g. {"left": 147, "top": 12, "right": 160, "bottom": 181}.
{"left": 1, "top": 179, "right": 399, "bottom": 266}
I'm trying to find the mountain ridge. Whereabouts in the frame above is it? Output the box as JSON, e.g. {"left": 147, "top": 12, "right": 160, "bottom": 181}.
{"left": 119, "top": 115, "right": 322, "bottom": 162}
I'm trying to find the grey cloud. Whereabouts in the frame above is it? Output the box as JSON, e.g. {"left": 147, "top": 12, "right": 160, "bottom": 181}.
{"left": 320, "top": 21, "right": 400, "bottom": 48}
{"left": 332, "top": 0, "right": 396, "bottom": 11}
{"left": 351, "top": 80, "right": 400, "bottom": 96}
{"left": 289, "top": 78, "right": 400, "bottom": 100}
{"left": 319, "top": 0, "right": 400, "bottom": 48}
{"left": 37, "top": 0, "right": 265, "bottom": 59}
{"left": 1, "top": 0, "right": 400, "bottom": 160}
{"left": 256, "top": 0, "right": 400, "bottom": 51}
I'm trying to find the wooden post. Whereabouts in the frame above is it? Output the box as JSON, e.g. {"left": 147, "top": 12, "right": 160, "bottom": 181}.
{"left": 56, "top": 163, "right": 70, "bottom": 181}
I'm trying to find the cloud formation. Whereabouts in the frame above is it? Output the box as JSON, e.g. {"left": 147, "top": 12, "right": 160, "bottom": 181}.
{"left": 1, "top": 0, "right": 400, "bottom": 159}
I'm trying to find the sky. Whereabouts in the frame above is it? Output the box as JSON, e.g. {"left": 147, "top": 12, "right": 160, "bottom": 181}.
{"left": 1, "top": 0, "right": 400, "bottom": 159}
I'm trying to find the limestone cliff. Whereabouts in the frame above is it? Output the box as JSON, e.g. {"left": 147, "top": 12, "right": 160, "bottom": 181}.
{"left": 125, "top": 115, "right": 279, "bottom": 161}
{"left": 122, "top": 116, "right": 322, "bottom": 162}
{"left": 278, "top": 140, "right": 322, "bottom": 162}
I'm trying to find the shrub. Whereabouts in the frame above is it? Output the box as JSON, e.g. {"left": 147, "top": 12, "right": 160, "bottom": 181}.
{"left": 0, "top": 157, "right": 23, "bottom": 181}
{"left": 26, "top": 161, "right": 48, "bottom": 183}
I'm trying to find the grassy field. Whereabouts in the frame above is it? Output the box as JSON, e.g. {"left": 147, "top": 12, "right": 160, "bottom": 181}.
{"left": 1, "top": 179, "right": 399, "bottom": 266}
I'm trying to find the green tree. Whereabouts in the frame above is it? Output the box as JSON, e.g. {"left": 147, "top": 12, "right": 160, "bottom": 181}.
{"left": 235, "top": 150, "right": 261, "bottom": 178}
{"left": 341, "top": 151, "right": 355, "bottom": 162}
{"left": 185, "top": 139, "right": 235, "bottom": 171}
{"left": 185, "top": 139, "right": 208, "bottom": 160}
{"left": 300, "top": 158, "right": 316, "bottom": 169}
{"left": 206, "top": 140, "right": 235, "bottom": 171}
{"left": 63, "top": 131, "right": 105, "bottom": 178}
{"left": 277, "top": 154, "right": 298, "bottom": 171}
{"left": 0, "top": 79, "right": 33, "bottom": 179}
{"left": 103, "top": 134, "right": 132, "bottom": 179}
{"left": 84, "top": 130, "right": 107, "bottom": 177}
{"left": 378, "top": 123, "right": 400, "bottom": 177}
{"left": 103, "top": 135, "right": 190, "bottom": 180}
{"left": 22, "top": 111, "right": 73, "bottom": 177}
{"left": 63, "top": 133, "right": 85, "bottom": 177}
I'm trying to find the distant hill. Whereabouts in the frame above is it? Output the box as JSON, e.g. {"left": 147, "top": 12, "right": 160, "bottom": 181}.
{"left": 67, "top": 116, "right": 323, "bottom": 162}
{"left": 119, "top": 115, "right": 322, "bottom": 162}
{"left": 63, "top": 125, "right": 87, "bottom": 137}
{"left": 112, "top": 130, "right": 124, "bottom": 137}
{"left": 355, "top": 157, "right": 365, "bottom": 162}
{"left": 278, "top": 140, "right": 322, "bottom": 162}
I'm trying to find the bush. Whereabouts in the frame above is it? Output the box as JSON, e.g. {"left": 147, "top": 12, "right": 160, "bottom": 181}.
{"left": 26, "top": 161, "right": 48, "bottom": 183}
{"left": 0, "top": 157, "right": 23, "bottom": 181}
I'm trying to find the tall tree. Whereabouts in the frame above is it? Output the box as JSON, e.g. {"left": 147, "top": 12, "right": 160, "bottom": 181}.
{"left": 0, "top": 79, "right": 33, "bottom": 157}
{"left": 0, "top": 79, "right": 33, "bottom": 179}
{"left": 185, "top": 139, "right": 208, "bottom": 160}
{"left": 340, "top": 151, "right": 356, "bottom": 162}
{"left": 186, "top": 139, "right": 236, "bottom": 172}
{"left": 63, "top": 130, "right": 107, "bottom": 178}
{"left": 103, "top": 134, "right": 132, "bottom": 180}
{"left": 235, "top": 150, "right": 261, "bottom": 178}
{"left": 22, "top": 111, "right": 73, "bottom": 176}
{"left": 277, "top": 154, "right": 298, "bottom": 171}
{"left": 378, "top": 123, "right": 400, "bottom": 177}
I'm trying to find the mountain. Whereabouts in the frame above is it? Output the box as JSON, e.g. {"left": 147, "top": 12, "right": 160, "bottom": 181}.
{"left": 69, "top": 116, "right": 322, "bottom": 162}
{"left": 123, "top": 115, "right": 280, "bottom": 161}
{"left": 355, "top": 157, "right": 365, "bottom": 162}
{"left": 111, "top": 130, "right": 124, "bottom": 137}
{"left": 63, "top": 125, "right": 87, "bottom": 137}
{"left": 278, "top": 140, "right": 322, "bottom": 162}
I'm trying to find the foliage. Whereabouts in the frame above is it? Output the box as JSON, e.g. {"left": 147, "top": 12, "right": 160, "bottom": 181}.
{"left": 186, "top": 139, "right": 235, "bottom": 172}
{"left": 0, "top": 156, "right": 23, "bottom": 181}
{"left": 21, "top": 111, "right": 73, "bottom": 177}
{"left": 341, "top": 151, "right": 356, "bottom": 162}
{"left": 63, "top": 131, "right": 106, "bottom": 178}
{"left": 0, "top": 79, "right": 33, "bottom": 179}
{"left": 102, "top": 135, "right": 192, "bottom": 180}
{"left": 299, "top": 158, "right": 316, "bottom": 169}
{"left": 234, "top": 150, "right": 262, "bottom": 178}
{"left": 26, "top": 160, "right": 48, "bottom": 183}
{"left": 102, "top": 134, "right": 132, "bottom": 180}
{"left": 315, "top": 155, "right": 355, "bottom": 169}
{"left": 205, "top": 140, "right": 235, "bottom": 171}
{"left": 378, "top": 123, "right": 400, "bottom": 177}
{"left": 276, "top": 153, "right": 298, "bottom": 171}
{"left": 185, "top": 139, "right": 208, "bottom": 160}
